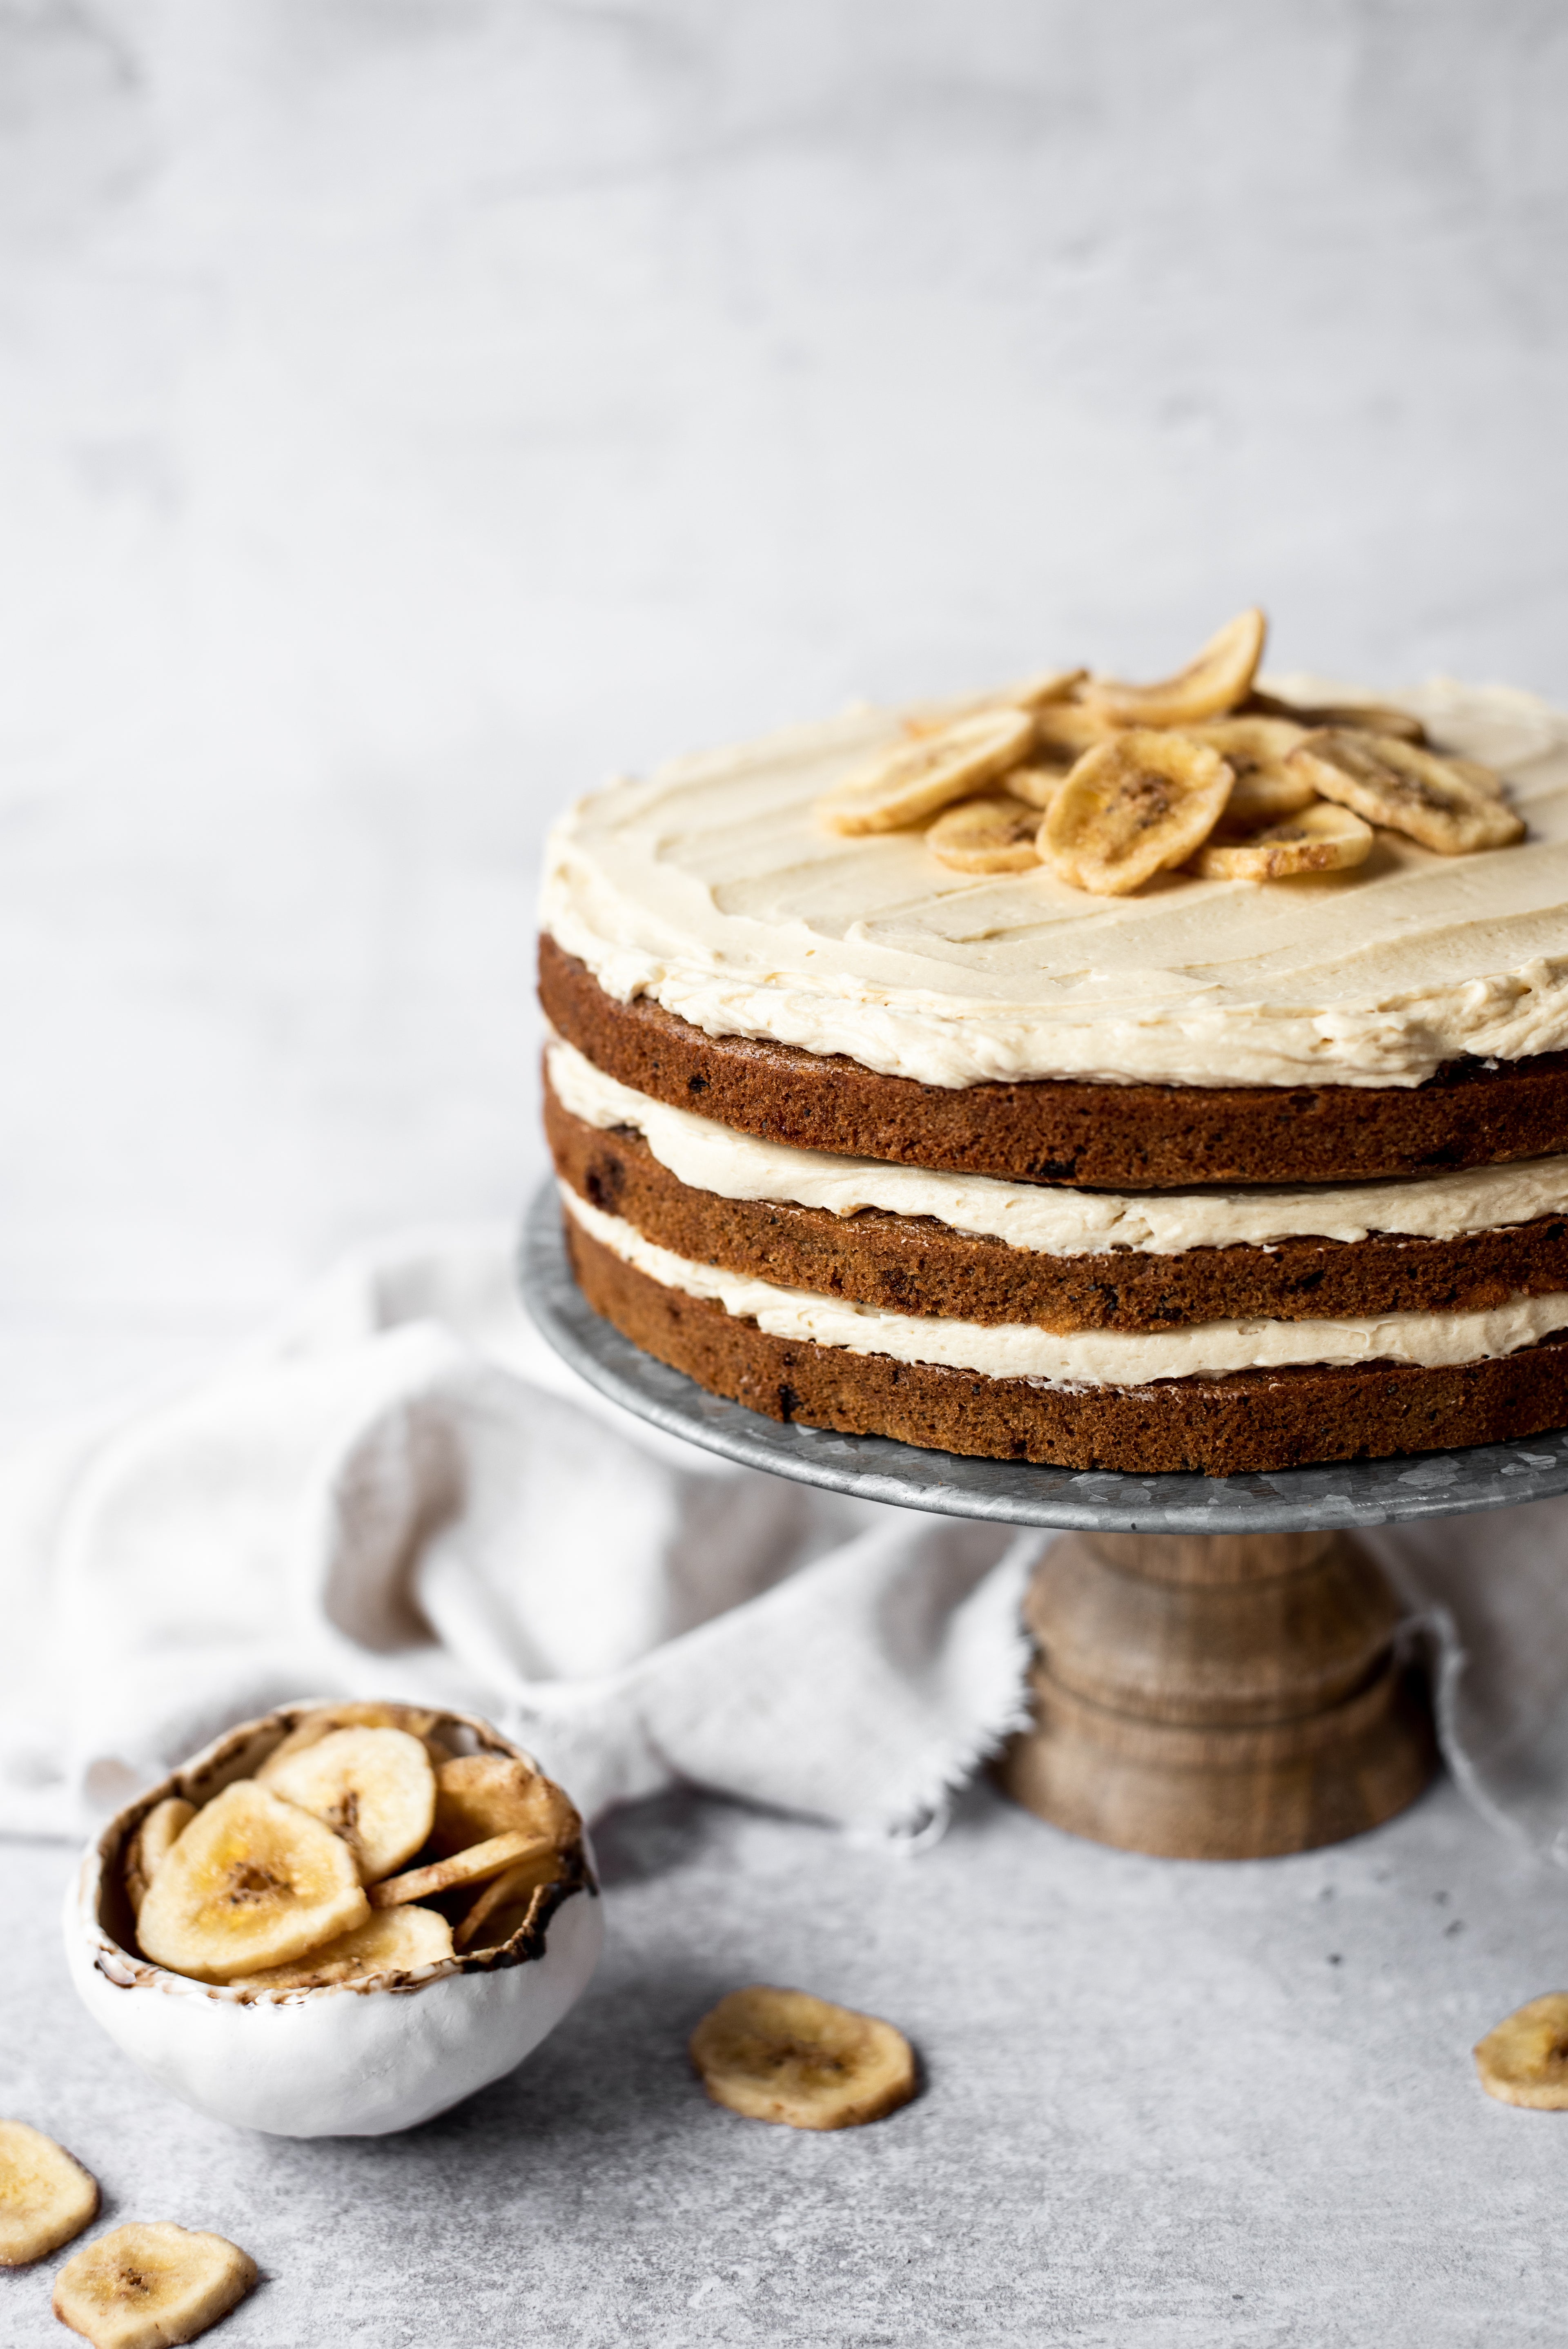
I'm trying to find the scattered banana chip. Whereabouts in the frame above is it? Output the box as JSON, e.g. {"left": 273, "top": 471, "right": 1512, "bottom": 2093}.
{"left": 1042, "top": 730, "right": 1232, "bottom": 896}
{"left": 122, "top": 1798, "right": 195, "bottom": 1921}
{"left": 135, "top": 1780, "right": 368, "bottom": 1984}
{"left": 690, "top": 1986, "right": 917, "bottom": 2132}
{"left": 53, "top": 2222, "right": 256, "bottom": 2349}
{"left": 1086, "top": 607, "right": 1265, "bottom": 727}
{"left": 260, "top": 1725, "right": 435, "bottom": 1884}
{"left": 815, "top": 707, "right": 1033, "bottom": 835}
{"left": 1191, "top": 799, "right": 1374, "bottom": 882}
{"left": 1288, "top": 729, "right": 1522, "bottom": 855}
{"left": 430, "top": 1754, "right": 580, "bottom": 1859}
{"left": 0, "top": 2122, "right": 98, "bottom": 2267}
{"left": 1474, "top": 1992, "right": 1568, "bottom": 2109}
{"left": 368, "top": 1827, "right": 552, "bottom": 1911}
{"left": 454, "top": 1855, "right": 563, "bottom": 1952}
{"left": 228, "top": 1903, "right": 453, "bottom": 1991}
{"left": 924, "top": 795, "right": 1043, "bottom": 873}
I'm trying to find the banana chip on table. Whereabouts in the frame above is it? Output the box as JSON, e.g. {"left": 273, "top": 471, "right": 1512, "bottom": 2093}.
{"left": 924, "top": 795, "right": 1043, "bottom": 873}
{"left": 815, "top": 707, "right": 1033, "bottom": 834}
{"left": 0, "top": 2121, "right": 98, "bottom": 2267}
{"left": 1287, "top": 730, "right": 1523, "bottom": 854}
{"left": 259, "top": 1725, "right": 435, "bottom": 1883}
{"left": 122, "top": 1797, "right": 195, "bottom": 1921}
{"left": 53, "top": 2221, "right": 256, "bottom": 2349}
{"left": 227, "top": 1903, "right": 453, "bottom": 1991}
{"left": 1085, "top": 606, "right": 1266, "bottom": 727}
{"left": 689, "top": 1986, "right": 917, "bottom": 2131}
{"left": 1473, "top": 1992, "right": 1568, "bottom": 2109}
{"left": 1042, "top": 730, "right": 1232, "bottom": 896}
{"left": 1191, "top": 799, "right": 1373, "bottom": 882}
{"left": 135, "top": 1780, "right": 368, "bottom": 1984}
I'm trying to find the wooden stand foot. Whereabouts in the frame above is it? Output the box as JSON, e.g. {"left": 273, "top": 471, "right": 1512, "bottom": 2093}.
{"left": 998, "top": 1529, "right": 1437, "bottom": 1860}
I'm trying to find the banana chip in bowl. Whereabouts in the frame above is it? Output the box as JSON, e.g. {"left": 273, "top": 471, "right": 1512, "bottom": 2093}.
{"left": 64, "top": 1702, "right": 601, "bottom": 2138}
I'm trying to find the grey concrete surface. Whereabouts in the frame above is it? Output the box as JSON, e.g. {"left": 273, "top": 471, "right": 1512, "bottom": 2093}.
{"left": 3, "top": 1778, "right": 1566, "bottom": 2346}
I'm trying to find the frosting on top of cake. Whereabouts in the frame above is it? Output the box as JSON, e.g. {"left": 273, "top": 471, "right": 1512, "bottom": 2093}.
{"left": 539, "top": 676, "right": 1568, "bottom": 1091}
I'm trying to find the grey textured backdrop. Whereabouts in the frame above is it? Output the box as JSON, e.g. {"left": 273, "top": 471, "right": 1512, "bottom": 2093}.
{"left": 1, "top": 0, "right": 1565, "bottom": 1416}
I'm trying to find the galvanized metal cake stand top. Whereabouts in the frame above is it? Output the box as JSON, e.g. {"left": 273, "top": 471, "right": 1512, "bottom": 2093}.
{"left": 520, "top": 1184, "right": 1568, "bottom": 1536}
{"left": 521, "top": 1182, "right": 1566, "bottom": 1861}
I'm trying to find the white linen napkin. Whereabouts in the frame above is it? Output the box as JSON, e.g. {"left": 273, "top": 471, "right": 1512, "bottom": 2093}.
{"left": 0, "top": 1228, "right": 1036, "bottom": 1843}
{"left": 2, "top": 1223, "right": 1567, "bottom": 1866}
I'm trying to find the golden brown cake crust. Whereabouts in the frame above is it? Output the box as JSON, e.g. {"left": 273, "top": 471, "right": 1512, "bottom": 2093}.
{"left": 540, "top": 935, "right": 1568, "bottom": 1190}
{"left": 565, "top": 1217, "right": 1568, "bottom": 1476}
{"left": 546, "top": 1084, "right": 1568, "bottom": 1334}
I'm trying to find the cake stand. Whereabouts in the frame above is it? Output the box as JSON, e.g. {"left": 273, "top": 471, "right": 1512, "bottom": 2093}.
{"left": 521, "top": 1185, "right": 1568, "bottom": 1861}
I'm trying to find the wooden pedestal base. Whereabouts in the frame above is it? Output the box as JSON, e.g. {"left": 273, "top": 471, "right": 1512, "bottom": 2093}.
{"left": 998, "top": 1529, "right": 1437, "bottom": 1860}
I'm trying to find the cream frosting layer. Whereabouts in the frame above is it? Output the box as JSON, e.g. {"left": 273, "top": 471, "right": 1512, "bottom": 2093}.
{"left": 539, "top": 675, "right": 1568, "bottom": 1091}
{"left": 563, "top": 1186, "right": 1568, "bottom": 1387}
{"left": 547, "top": 1035, "right": 1568, "bottom": 1254}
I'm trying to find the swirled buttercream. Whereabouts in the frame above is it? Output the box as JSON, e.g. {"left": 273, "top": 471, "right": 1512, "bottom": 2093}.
{"left": 539, "top": 677, "right": 1568, "bottom": 1091}
{"left": 546, "top": 1037, "right": 1568, "bottom": 1253}
{"left": 562, "top": 1187, "right": 1568, "bottom": 1384}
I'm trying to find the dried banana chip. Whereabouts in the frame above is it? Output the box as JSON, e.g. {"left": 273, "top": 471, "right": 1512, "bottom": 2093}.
{"left": 1028, "top": 700, "right": 1123, "bottom": 769}
{"left": 0, "top": 2122, "right": 98, "bottom": 2267}
{"left": 260, "top": 1726, "right": 435, "bottom": 1884}
{"left": 1005, "top": 765, "right": 1067, "bottom": 811}
{"left": 454, "top": 1854, "right": 564, "bottom": 1951}
{"left": 1042, "top": 731, "right": 1232, "bottom": 896}
{"left": 1288, "top": 730, "right": 1523, "bottom": 854}
{"left": 995, "top": 665, "right": 1086, "bottom": 710}
{"left": 1192, "top": 799, "right": 1373, "bottom": 882}
{"left": 122, "top": 1797, "right": 195, "bottom": 1921}
{"left": 1186, "top": 716, "right": 1316, "bottom": 829}
{"left": 368, "top": 1828, "right": 552, "bottom": 1910}
{"left": 1248, "top": 687, "right": 1427, "bottom": 742}
{"left": 430, "top": 1754, "right": 580, "bottom": 1859}
{"left": 135, "top": 1779, "right": 368, "bottom": 1984}
{"left": 229, "top": 1903, "right": 453, "bottom": 1990}
{"left": 815, "top": 707, "right": 1034, "bottom": 834}
{"left": 1087, "top": 607, "right": 1266, "bottom": 727}
{"left": 258, "top": 1700, "right": 451, "bottom": 1774}
{"left": 690, "top": 1986, "right": 917, "bottom": 2132}
{"left": 1474, "top": 1992, "right": 1568, "bottom": 2109}
{"left": 924, "top": 796, "right": 1043, "bottom": 873}
{"left": 53, "top": 2222, "right": 256, "bottom": 2349}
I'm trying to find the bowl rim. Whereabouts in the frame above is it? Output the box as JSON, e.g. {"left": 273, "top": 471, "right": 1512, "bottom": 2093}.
{"left": 76, "top": 1700, "right": 599, "bottom": 2007}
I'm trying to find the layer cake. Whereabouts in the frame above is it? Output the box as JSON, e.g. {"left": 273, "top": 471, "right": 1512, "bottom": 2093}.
{"left": 538, "top": 623, "right": 1568, "bottom": 1474}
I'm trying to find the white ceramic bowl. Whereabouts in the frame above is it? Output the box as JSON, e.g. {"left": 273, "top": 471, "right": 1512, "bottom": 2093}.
{"left": 64, "top": 1704, "right": 604, "bottom": 2138}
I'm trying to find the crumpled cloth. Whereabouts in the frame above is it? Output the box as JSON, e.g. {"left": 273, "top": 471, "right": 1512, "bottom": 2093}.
{"left": 0, "top": 1229, "right": 1036, "bottom": 1843}
{"left": 2, "top": 1225, "right": 1567, "bottom": 1865}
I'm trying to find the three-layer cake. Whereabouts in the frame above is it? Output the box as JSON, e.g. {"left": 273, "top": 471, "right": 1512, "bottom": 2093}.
{"left": 537, "top": 625, "right": 1568, "bottom": 1474}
